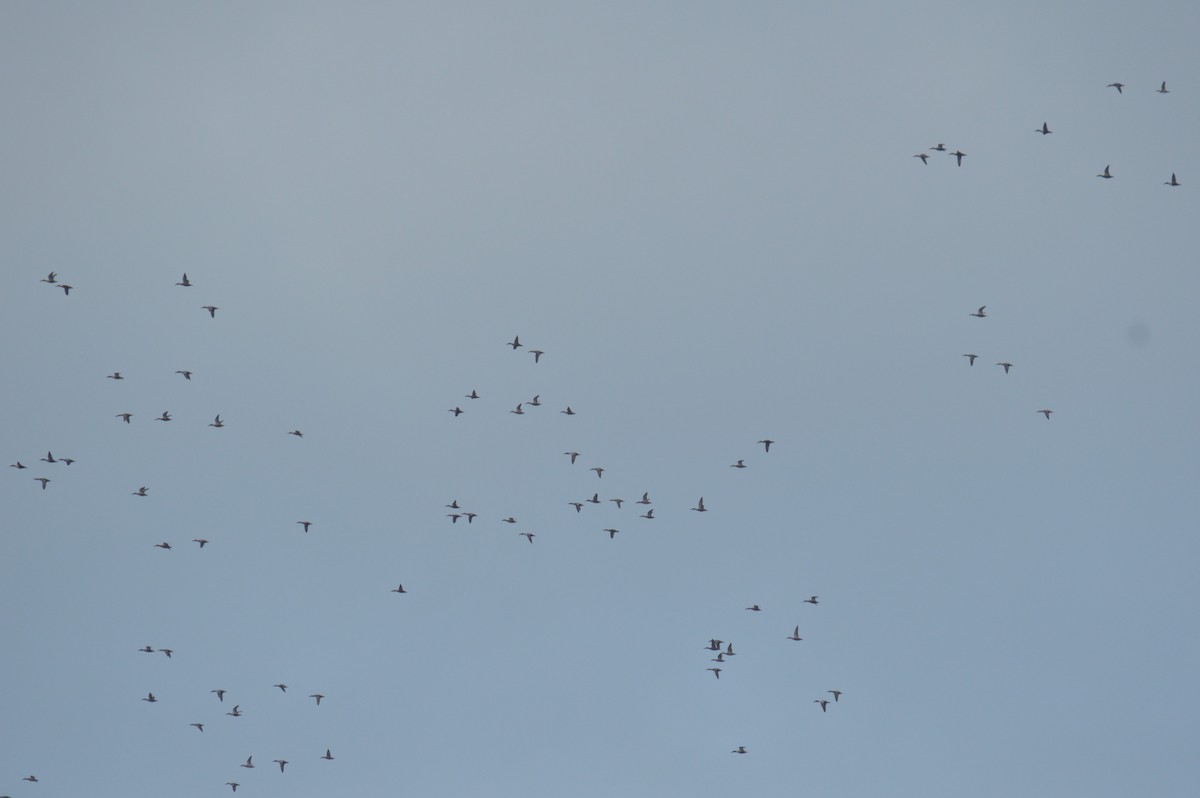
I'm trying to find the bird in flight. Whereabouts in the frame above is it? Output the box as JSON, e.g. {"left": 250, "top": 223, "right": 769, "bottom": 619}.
{"left": 731, "top": 746, "right": 747, "bottom": 754}
{"left": 156, "top": 411, "right": 172, "bottom": 421}
{"left": 212, "top": 689, "right": 226, "bottom": 701}
{"left": 288, "top": 429, "right": 303, "bottom": 437}
{"left": 730, "top": 460, "right": 747, "bottom": 468}
{"left": 508, "top": 335, "right": 522, "bottom": 349}
{"left": 1165, "top": 173, "right": 1181, "bottom": 186}
{"left": 41, "top": 451, "right": 56, "bottom": 463}
{"left": 449, "top": 406, "right": 463, "bottom": 416}
{"left": 274, "top": 760, "right": 288, "bottom": 773}
{"left": 465, "top": 389, "right": 480, "bottom": 399}
{"left": 586, "top": 493, "right": 600, "bottom": 505}
{"left": 41, "top": 272, "right": 57, "bottom": 283}
{"left": 240, "top": 757, "right": 255, "bottom": 769}
{"left": 996, "top": 362, "right": 1013, "bottom": 374}
{"left": 139, "top": 645, "right": 155, "bottom": 653}
{"left": 1097, "top": 165, "right": 1113, "bottom": 179}
{"left": 590, "top": 467, "right": 604, "bottom": 478}
{"left": 175, "top": 370, "right": 192, "bottom": 380}
{"left": 1107, "top": 82, "right": 1124, "bottom": 93}
{"left": 297, "top": 521, "right": 312, "bottom": 533}
{"left": 391, "top": 584, "right": 407, "bottom": 593}
{"left": 10, "top": 461, "right": 27, "bottom": 469}
{"left": 711, "top": 652, "right": 725, "bottom": 663}
{"left": 23, "top": 775, "right": 40, "bottom": 782}
{"left": 530, "top": 349, "right": 544, "bottom": 363}
{"left": 930, "top": 143, "right": 946, "bottom": 151}
{"left": 1037, "top": 122, "right": 1052, "bottom": 135}
{"left": 787, "top": 626, "right": 803, "bottom": 641}
{"left": 569, "top": 502, "right": 584, "bottom": 513}
{"left": 828, "top": 690, "right": 843, "bottom": 701}
{"left": 814, "top": 699, "right": 829, "bottom": 712}
{"left": 746, "top": 604, "right": 762, "bottom": 611}
{"left": 913, "top": 153, "right": 929, "bottom": 164}
{"left": 176, "top": 273, "right": 192, "bottom": 287}
{"left": 970, "top": 306, "right": 987, "bottom": 318}
{"left": 510, "top": 403, "right": 525, "bottom": 415}
{"left": 528, "top": 394, "right": 541, "bottom": 406}
{"left": 691, "top": 497, "right": 707, "bottom": 512}
{"left": 107, "top": 372, "right": 124, "bottom": 380}
{"left": 190, "top": 722, "right": 204, "bottom": 731}
{"left": 1038, "top": 409, "right": 1053, "bottom": 419}
{"left": 227, "top": 783, "right": 239, "bottom": 792}
{"left": 34, "top": 477, "right": 50, "bottom": 490}
{"left": 609, "top": 498, "right": 624, "bottom": 508}
{"left": 143, "top": 692, "right": 158, "bottom": 703}
{"left": 226, "top": 704, "right": 242, "bottom": 716}
{"left": 951, "top": 150, "right": 966, "bottom": 166}
{"left": 804, "top": 596, "right": 819, "bottom": 604}
{"left": 560, "top": 406, "right": 575, "bottom": 415}
{"left": 321, "top": 749, "right": 335, "bottom": 760}
{"left": 757, "top": 439, "right": 774, "bottom": 452}
{"left": 963, "top": 354, "right": 977, "bottom": 366}
{"left": 59, "top": 284, "right": 73, "bottom": 295}
{"left": 565, "top": 452, "right": 580, "bottom": 464}
{"left": 519, "top": 532, "right": 535, "bottom": 543}
{"left": 273, "top": 684, "right": 288, "bottom": 692}
{"left": 604, "top": 528, "right": 619, "bottom": 539}
{"left": 193, "top": 538, "right": 208, "bottom": 547}
{"left": 706, "top": 667, "right": 722, "bottom": 679}
{"left": 133, "top": 486, "right": 149, "bottom": 496}
{"left": 640, "top": 508, "right": 655, "bottom": 519}
{"left": 637, "top": 492, "right": 652, "bottom": 505}
{"left": 154, "top": 542, "right": 172, "bottom": 550}
{"left": 159, "top": 648, "right": 173, "bottom": 657}
{"left": 209, "top": 415, "right": 224, "bottom": 428}
{"left": 115, "top": 413, "right": 133, "bottom": 423}
{"left": 447, "top": 513, "right": 462, "bottom": 523}
{"left": 309, "top": 694, "right": 324, "bottom": 705}
{"left": 724, "top": 643, "right": 736, "bottom": 657}
{"left": 502, "top": 517, "right": 517, "bottom": 524}
{"left": 202, "top": 305, "right": 218, "bottom": 317}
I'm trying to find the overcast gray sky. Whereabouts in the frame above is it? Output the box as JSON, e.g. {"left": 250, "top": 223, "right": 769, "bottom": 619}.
{"left": 3, "top": 2, "right": 1199, "bottom": 796}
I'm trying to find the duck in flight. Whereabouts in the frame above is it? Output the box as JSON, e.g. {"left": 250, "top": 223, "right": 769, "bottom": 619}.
{"left": 176, "top": 273, "right": 192, "bottom": 287}
{"left": 510, "top": 403, "right": 524, "bottom": 415}
{"left": 970, "top": 306, "right": 987, "bottom": 318}
{"left": 828, "top": 689, "right": 843, "bottom": 702}
{"left": 288, "top": 429, "right": 303, "bottom": 437}
{"left": 465, "top": 389, "right": 480, "bottom": 399}
{"left": 297, "top": 521, "right": 312, "bottom": 532}
{"left": 528, "top": 394, "right": 541, "bottom": 406}
{"left": 1166, "top": 173, "right": 1181, "bottom": 186}
{"left": 1097, "top": 165, "right": 1113, "bottom": 179}
{"left": 176, "top": 370, "right": 192, "bottom": 380}
{"left": 391, "top": 584, "right": 407, "bottom": 593}
{"left": 34, "top": 476, "right": 50, "bottom": 489}
{"left": 1158, "top": 81, "right": 1170, "bottom": 94}
{"left": 531, "top": 349, "right": 544, "bottom": 363}
{"left": 931, "top": 143, "right": 946, "bottom": 151}
{"left": 604, "top": 528, "right": 619, "bottom": 539}
{"left": 963, "top": 354, "right": 977, "bottom": 366}
{"left": 41, "top": 272, "right": 57, "bottom": 283}
{"left": 508, "top": 335, "right": 522, "bottom": 349}
{"left": 640, "top": 508, "right": 655, "bottom": 519}
{"left": 1107, "top": 82, "right": 1124, "bottom": 93}
{"left": 952, "top": 150, "right": 966, "bottom": 166}
{"left": 273, "top": 684, "right": 288, "bottom": 692}
{"left": 1038, "top": 409, "right": 1053, "bottom": 419}
{"left": 159, "top": 648, "right": 173, "bottom": 657}
{"left": 564, "top": 451, "right": 580, "bottom": 464}
{"left": 133, "top": 486, "right": 149, "bottom": 496}
{"left": 609, "top": 498, "right": 624, "bottom": 508}
{"left": 209, "top": 415, "right": 224, "bottom": 428}
{"left": 273, "top": 760, "right": 288, "bottom": 773}
{"left": 590, "top": 467, "right": 604, "bottom": 478}
{"left": 691, "top": 497, "right": 707, "bottom": 512}
{"left": 731, "top": 746, "right": 747, "bottom": 754}
{"left": 996, "top": 362, "right": 1013, "bottom": 373}
{"left": 804, "top": 596, "right": 819, "bottom": 604}
{"left": 449, "top": 406, "right": 463, "bottom": 416}
{"left": 757, "top": 439, "right": 774, "bottom": 452}
{"left": 11, "top": 461, "right": 27, "bottom": 469}
{"left": 746, "top": 604, "right": 761, "bottom": 611}
{"left": 154, "top": 542, "right": 172, "bottom": 550}
{"left": 586, "top": 493, "right": 600, "bottom": 505}
{"left": 107, "top": 372, "right": 123, "bottom": 380}
{"left": 814, "top": 699, "right": 829, "bottom": 712}
{"left": 519, "top": 532, "right": 535, "bottom": 543}
{"left": 787, "top": 626, "right": 803, "bottom": 641}
{"left": 202, "top": 306, "right": 218, "bottom": 317}
{"left": 59, "top": 284, "right": 73, "bottom": 295}
{"left": 240, "top": 757, "right": 254, "bottom": 769}
{"left": 1037, "top": 122, "right": 1052, "bottom": 135}
{"left": 560, "top": 406, "right": 575, "bottom": 415}
{"left": 156, "top": 411, "right": 171, "bottom": 421}
{"left": 914, "top": 153, "right": 929, "bottom": 164}
{"left": 226, "top": 784, "right": 239, "bottom": 792}
{"left": 226, "top": 704, "right": 242, "bottom": 717}
{"left": 637, "top": 492, "right": 652, "bottom": 504}
{"left": 730, "top": 460, "right": 747, "bottom": 468}
{"left": 309, "top": 694, "right": 324, "bottom": 706}
{"left": 212, "top": 689, "right": 226, "bottom": 701}
{"left": 706, "top": 667, "right": 722, "bottom": 679}
{"left": 569, "top": 502, "right": 584, "bottom": 513}
{"left": 193, "top": 539, "right": 208, "bottom": 547}
{"left": 143, "top": 692, "right": 158, "bottom": 703}
{"left": 41, "top": 451, "right": 56, "bottom": 464}
{"left": 190, "top": 722, "right": 205, "bottom": 731}
{"left": 321, "top": 749, "right": 335, "bottom": 760}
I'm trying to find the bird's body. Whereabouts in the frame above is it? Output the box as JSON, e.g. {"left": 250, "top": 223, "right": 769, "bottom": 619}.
{"left": 212, "top": 689, "right": 226, "bottom": 702}
{"left": 191, "top": 722, "right": 205, "bottom": 731}
{"left": 814, "top": 699, "right": 829, "bottom": 712}
{"left": 746, "top": 604, "right": 761, "bottom": 611}
{"left": 707, "top": 668, "right": 722, "bottom": 679}
{"left": 637, "top": 492, "right": 652, "bottom": 505}
{"left": 560, "top": 406, "right": 575, "bottom": 415}
{"left": 321, "top": 749, "right": 335, "bottom": 760}
{"left": 1166, "top": 173, "right": 1181, "bottom": 186}
{"left": 565, "top": 452, "right": 579, "bottom": 464}
{"left": 226, "top": 705, "right": 242, "bottom": 717}
{"left": 1098, "top": 165, "right": 1113, "bottom": 179}
{"left": 133, "top": 486, "right": 148, "bottom": 496}
{"left": 828, "top": 690, "right": 843, "bottom": 702}
{"left": 970, "top": 306, "right": 987, "bottom": 318}
{"left": 176, "top": 273, "right": 191, "bottom": 287}
{"left": 914, "top": 153, "right": 929, "bottom": 164}
{"left": 274, "top": 684, "right": 288, "bottom": 692}
{"left": 952, "top": 150, "right": 966, "bottom": 166}
{"left": 731, "top": 746, "right": 747, "bottom": 754}
{"left": 757, "top": 439, "right": 774, "bottom": 452}
{"left": 730, "top": 460, "right": 746, "bottom": 468}
{"left": 209, "top": 415, "right": 224, "bottom": 428}
{"left": 1037, "top": 122, "right": 1052, "bottom": 135}
{"left": 691, "top": 497, "right": 707, "bottom": 512}
{"left": 309, "top": 694, "right": 324, "bottom": 705}
{"left": 154, "top": 542, "right": 172, "bottom": 550}
{"left": 176, "top": 370, "right": 192, "bottom": 380}
{"left": 274, "top": 760, "right": 288, "bottom": 773}
{"left": 297, "top": 521, "right": 312, "bottom": 532}
{"left": 787, "top": 626, "right": 803, "bottom": 641}
{"left": 156, "top": 411, "right": 171, "bottom": 421}
{"left": 1107, "top": 82, "right": 1124, "bottom": 93}
{"left": 604, "top": 528, "right": 619, "bottom": 539}
{"left": 107, "top": 372, "right": 123, "bottom": 380}
{"left": 117, "top": 413, "right": 133, "bottom": 423}
{"left": 963, "top": 354, "right": 977, "bottom": 366}
{"left": 202, "top": 306, "right": 218, "bottom": 317}
{"left": 1158, "top": 81, "right": 1170, "bottom": 94}
{"left": 193, "top": 538, "right": 209, "bottom": 547}
{"left": 519, "top": 532, "right": 535, "bottom": 543}
{"left": 609, "top": 498, "right": 624, "bottom": 508}
{"left": 59, "top": 284, "right": 73, "bottom": 295}
{"left": 288, "top": 429, "right": 303, "bottom": 437}
{"left": 34, "top": 477, "right": 50, "bottom": 489}
{"left": 931, "top": 143, "right": 946, "bottom": 151}
{"left": 640, "top": 509, "right": 655, "bottom": 519}
{"left": 531, "top": 349, "right": 544, "bottom": 363}
{"left": 449, "top": 406, "right": 463, "bottom": 416}
{"left": 804, "top": 596, "right": 819, "bottom": 604}
{"left": 241, "top": 757, "right": 254, "bottom": 769}
{"left": 528, "top": 394, "right": 541, "bottom": 406}
{"left": 590, "top": 467, "right": 604, "bottom": 478}
{"left": 511, "top": 403, "right": 524, "bottom": 415}
{"left": 1038, "top": 409, "right": 1053, "bottom": 419}
{"left": 508, "top": 336, "right": 522, "bottom": 349}
{"left": 41, "top": 272, "right": 57, "bottom": 283}
{"left": 392, "top": 584, "right": 407, "bottom": 593}
{"left": 159, "top": 648, "right": 173, "bottom": 657}
{"left": 143, "top": 692, "right": 157, "bottom": 703}
{"left": 997, "top": 362, "right": 1013, "bottom": 374}
{"left": 466, "top": 389, "right": 480, "bottom": 399}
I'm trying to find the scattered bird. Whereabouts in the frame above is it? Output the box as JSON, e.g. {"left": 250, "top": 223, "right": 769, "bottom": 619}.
{"left": 107, "top": 372, "right": 124, "bottom": 380}
{"left": 176, "top": 273, "right": 192, "bottom": 287}
{"left": 41, "top": 451, "right": 56, "bottom": 463}
{"left": 705, "top": 639, "right": 723, "bottom": 650}
{"left": 724, "top": 643, "right": 736, "bottom": 657}
{"left": 640, "top": 508, "right": 655, "bottom": 519}
{"left": 530, "top": 349, "right": 544, "bottom": 363}
{"left": 139, "top": 645, "right": 154, "bottom": 653}
{"left": 34, "top": 477, "right": 50, "bottom": 489}
{"left": 569, "top": 502, "right": 584, "bottom": 513}
{"left": 209, "top": 414, "right": 224, "bottom": 428}
{"left": 446, "top": 500, "right": 460, "bottom": 509}
{"left": 391, "top": 584, "right": 407, "bottom": 593}
{"left": 528, "top": 394, "right": 541, "bottom": 406}
{"left": 586, "top": 493, "right": 600, "bottom": 504}
{"left": 60, "top": 457, "right": 74, "bottom": 466}
{"left": 143, "top": 692, "right": 158, "bottom": 703}
{"left": 828, "top": 690, "right": 843, "bottom": 702}
{"left": 731, "top": 746, "right": 747, "bottom": 754}
{"left": 59, "top": 284, "right": 73, "bottom": 295}
{"left": 226, "top": 704, "right": 242, "bottom": 717}
{"left": 309, "top": 694, "right": 324, "bottom": 706}
{"left": 116, "top": 413, "right": 133, "bottom": 423}
{"left": 1097, "top": 164, "right": 1113, "bottom": 179}
{"left": 10, "top": 461, "right": 27, "bottom": 469}
{"left": 41, "top": 272, "right": 57, "bottom": 283}
{"left": 156, "top": 411, "right": 171, "bottom": 421}
{"left": 564, "top": 452, "right": 580, "bottom": 464}
{"left": 133, "top": 486, "right": 148, "bottom": 496}
{"left": 970, "top": 306, "right": 987, "bottom": 318}
{"left": 963, "top": 354, "right": 977, "bottom": 366}
{"left": 746, "top": 605, "right": 761, "bottom": 611}
{"left": 1038, "top": 409, "right": 1053, "bottom": 419}
{"left": 637, "top": 492, "right": 652, "bottom": 504}
{"left": 1166, "top": 173, "right": 1181, "bottom": 186}
{"left": 508, "top": 335, "right": 522, "bottom": 349}
{"left": 240, "top": 756, "right": 255, "bottom": 769}
{"left": 273, "top": 760, "right": 288, "bottom": 773}
{"left": 787, "top": 626, "right": 803, "bottom": 641}
{"left": 297, "top": 521, "right": 312, "bottom": 533}
{"left": 804, "top": 596, "right": 819, "bottom": 605}
{"left": 931, "top": 143, "right": 946, "bottom": 151}
{"left": 706, "top": 667, "right": 722, "bottom": 679}
{"left": 273, "top": 684, "right": 288, "bottom": 692}
{"left": 1037, "top": 122, "right": 1052, "bottom": 135}
{"left": 1158, "top": 81, "right": 1170, "bottom": 94}
{"left": 193, "top": 539, "right": 209, "bottom": 548}
{"left": 560, "top": 406, "right": 575, "bottom": 415}
{"left": 1107, "top": 82, "right": 1124, "bottom": 94}
{"left": 996, "top": 362, "right": 1013, "bottom": 374}
{"left": 502, "top": 517, "right": 517, "bottom": 524}
{"left": 757, "top": 439, "right": 774, "bottom": 452}
{"left": 288, "top": 429, "right": 304, "bottom": 437}
{"left": 226, "top": 783, "right": 239, "bottom": 792}
{"left": 158, "top": 648, "right": 173, "bottom": 657}
{"left": 175, "top": 370, "right": 192, "bottom": 380}
{"left": 449, "top": 406, "right": 463, "bottom": 416}
{"left": 154, "top": 542, "right": 172, "bottom": 550}
{"left": 212, "top": 689, "right": 226, "bottom": 702}
{"left": 519, "top": 532, "right": 535, "bottom": 543}
{"left": 952, "top": 150, "right": 966, "bottom": 166}
{"left": 202, "top": 305, "right": 218, "bottom": 317}
{"left": 914, "top": 153, "right": 929, "bottom": 164}
{"left": 730, "top": 460, "right": 746, "bottom": 468}
{"left": 691, "top": 497, "right": 707, "bottom": 512}
{"left": 814, "top": 699, "right": 829, "bottom": 712}
{"left": 321, "top": 749, "right": 335, "bottom": 760}
{"left": 23, "top": 775, "right": 39, "bottom": 783}
{"left": 510, "top": 403, "right": 524, "bottom": 415}
{"left": 190, "top": 722, "right": 204, "bottom": 731}
{"left": 465, "top": 389, "right": 480, "bottom": 399}
{"left": 464, "top": 512, "right": 477, "bottom": 523}
{"left": 590, "top": 467, "right": 604, "bottom": 478}
{"left": 711, "top": 652, "right": 725, "bottom": 663}
{"left": 447, "top": 513, "right": 462, "bottom": 523}
{"left": 608, "top": 498, "right": 624, "bottom": 508}
{"left": 604, "top": 528, "right": 619, "bottom": 539}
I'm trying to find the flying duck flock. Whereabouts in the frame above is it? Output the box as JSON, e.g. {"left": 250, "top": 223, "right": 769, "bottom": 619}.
{"left": 4, "top": 76, "right": 1188, "bottom": 794}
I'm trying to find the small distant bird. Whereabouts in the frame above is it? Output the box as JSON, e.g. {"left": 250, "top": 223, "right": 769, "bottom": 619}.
{"left": 209, "top": 415, "right": 224, "bottom": 428}
{"left": 640, "top": 508, "right": 655, "bottom": 519}
{"left": 273, "top": 684, "right": 287, "bottom": 692}
{"left": 931, "top": 143, "right": 946, "bottom": 151}
{"left": 691, "top": 497, "right": 707, "bottom": 512}
{"left": 530, "top": 349, "right": 544, "bottom": 363}
{"left": 996, "top": 362, "right": 1013, "bottom": 373}
{"left": 447, "top": 513, "right": 462, "bottom": 523}
{"left": 804, "top": 596, "right": 819, "bottom": 604}
{"left": 391, "top": 584, "right": 407, "bottom": 593}
{"left": 565, "top": 452, "right": 580, "bottom": 464}
{"left": 139, "top": 645, "right": 154, "bottom": 653}
{"left": 297, "top": 521, "right": 312, "bottom": 532}
{"left": 711, "top": 653, "right": 725, "bottom": 662}
{"left": 1107, "top": 82, "right": 1124, "bottom": 93}
{"left": 107, "top": 372, "right": 124, "bottom": 380}
{"left": 241, "top": 757, "right": 255, "bottom": 769}
{"left": 508, "top": 335, "right": 522, "bottom": 349}
{"left": 59, "top": 284, "right": 73, "bottom": 295}
{"left": 502, "top": 517, "right": 516, "bottom": 524}
{"left": 23, "top": 775, "right": 40, "bottom": 782}
{"left": 175, "top": 370, "right": 192, "bottom": 380}
{"left": 465, "top": 389, "right": 480, "bottom": 399}
{"left": 528, "top": 395, "right": 541, "bottom": 406}
{"left": 10, "top": 461, "right": 27, "bottom": 469}
{"left": 1165, "top": 173, "right": 1181, "bottom": 186}
{"left": 321, "top": 749, "right": 334, "bottom": 760}
{"left": 274, "top": 760, "right": 288, "bottom": 773}
{"left": 41, "top": 272, "right": 57, "bottom": 283}
{"left": 1097, "top": 165, "right": 1113, "bottom": 179}
{"left": 464, "top": 512, "right": 477, "bottom": 523}
{"left": 193, "top": 539, "right": 209, "bottom": 547}
{"left": 828, "top": 690, "right": 843, "bottom": 701}
{"left": 560, "top": 406, "right": 575, "bottom": 415}
{"left": 60, "top": 457, "right": 74, "bottom": 466}
{"left": 1038, "top": 409, "right": 1053, "bottom": 419}
{"left": 604, "top": 528, "right": 619, "bottom": 539}
{"left": 176, "top": 273, "right": 192, "bottom": 287}
{"left": 706, "top": 668, "right": 722, "bottom": 679}
{"left": 154, "top": 542, "right": 172, "bottom": 550}
{"left": 116, "top": 413, "right": 133, "bottom": 423}
{"left": 309, "top": 694, "right": 324, "bottom": 706}
{"left": 914, "top": 153, "right": 929, "bottom": 164}
{"left": 133, "top": 486, "right": 148, "bottom": 496}
{"left": 227, "top": 783, "right": 239, "bottom": 792}
{"left": 787, "top": 626, "right": 803, "bottom": 641}
{"left": 609, "top": 498, "right": 624, "bottom": 508}
{"left": 449, "top": 406, "right": 463, "bottom": 416}
{"left": 143, "top": 693, "right": 158, "bottom": 703}
{"left": 212, "top": 689, "right": 226, "bottom": 701}
{"left": 637, "top": 492, "right": 652, "bottom": 504}
{"left": 586, "top": 493, "right": 600, "bottom": 504}
{"left": 510, "top": 403, "right": 524, "bottom": 415}
{"left": 202, "top": 306, "right": 218, "bottom": 317}
{"left": 724, "top": 643, "right": 736, "bottom": 657}
{"left": 590, "top": 467, "right": 604, "bottom": 478}
{"left": 757, "top": 439, "right": 774, "bottom": 452}
{"left": 746, "top": 605, "right": 761, "bottom": 611}
{"left": 156, "top": 411, "right": 171, "bottom": 421}
{"left": 814, "top": 699, "right": 829, "bottom": 712}
{"left": 1037, "top": 122, "right": 1052, "bottom": 135}
{"left": 159, "top": 648, "right": 173, "bottom": 657}
{"left": 191, "top": 722, "right": 205, "bottom": 731}
{"left": 569, "top": 502, "right": 584, "bottom": 513}
{"left": 1158, "top": 81, "right": 1170, "bottom": 94}
{"left": 34, "top": 477, "right": 50, "bottom": 489}
{"left": 970, "top": 306, "right": 987, "bottom": 318}
{"left": 288, "top": 430, "right": 303, "bottom": 437}
{"left": 731, "top": 746, "right": 747, "bottom": 754}
{"left": 226, "top": 704, "right": 242, "bottom": 717}
{"left": 519, "top": 532, "right": 535, "bottom": 543}
{"left": 963, "top": 354, "right": 977, "bottom": 366}
{"left": 705, "top": 639, "right": 723, "bottom": 650}
{"left": 730, "top": 460, "right": 746, "bottom": 468}
{"left": 446, "top": 500, "right": 460, "bottom": 509}
{"left": 41, "top": 451, "right": 56, "bottom": 463}
{"left": 951, "top": 150, "right": 966, "bottom": 166}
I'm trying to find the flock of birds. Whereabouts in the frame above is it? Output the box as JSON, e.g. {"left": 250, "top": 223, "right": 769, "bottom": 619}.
{"left": 913, "top": 80, "right": 1183, "bottom": 187}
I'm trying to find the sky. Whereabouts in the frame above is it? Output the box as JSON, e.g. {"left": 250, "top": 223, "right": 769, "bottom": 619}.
{"left": 3, "top": 2, "right": 1199, "bottom": 796}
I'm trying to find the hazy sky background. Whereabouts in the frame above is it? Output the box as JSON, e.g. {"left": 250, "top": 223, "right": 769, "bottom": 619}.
{"left": 3, "top": 2, "right": 1199, "bottom": 796}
